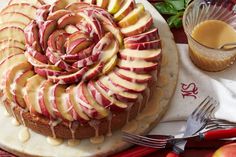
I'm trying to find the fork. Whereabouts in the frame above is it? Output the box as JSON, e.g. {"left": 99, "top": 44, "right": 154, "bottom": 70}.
{"left": 123, "top": 96, "right": 218, "bottom": 149}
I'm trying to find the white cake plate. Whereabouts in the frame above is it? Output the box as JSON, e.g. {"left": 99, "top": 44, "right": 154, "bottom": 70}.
{"left": 0, "top": 0, "right": 179, "bottom": 156}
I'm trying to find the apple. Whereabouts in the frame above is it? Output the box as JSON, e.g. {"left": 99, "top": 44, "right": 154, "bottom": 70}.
{"left": 34, "top": 67, "right": 69, "bottom": 77}
{"left": 51, "top": 84, "right": 74, "bottom": 121}
{"left": 121, "top": 12, "right": 153, "bottom": 37}
{"left": 1, "top": 3, "right": 37, "bottom": 20}
{"left": 0, "top": 22, "right": 26, "bottom": 30}
{"left": 38, "top": 20, "right": 57, "bottom": 50}
{"left": 38, "top": 80, "right": 56, "bottom": 118}
{"left": 114, "top": 68, "right": 152, "bottom": 83}
{"left": 0, "top": 12, "right": 31, "bottom": 26}
{"left": 117, "top": 59, "right": 158, "bottom": 73}
{"left": 124, "top": 28, "right": 159, "bottom": 44}
{"left": 213, "top": 143, "right": 236, "bottom": 157}
{"left": 47, "top": 10, "right": 71, "bottom": 21}
{"left": 47, "top": 30, "right": 69, "bottom": 52}
{"left": 82, "top": 62, "right": 104, "bottom": 81}
{"left": 48, "top": 67, "right": 88, "bottom": 84}
{"left": 4, "top": 62, "right": 32, "bottom": 102}
{"left": 103, "top": 23, "right": 123, "bottom": 46}
{"left": 118, "top": 3, "right": 145, "bottom": 27}
{"left": 72, "top": 53, "right": 100, "bottom": 68}
{"left": 67, "top": 85, "right": 90, "bottom": 121}
{"left": 92, "top": 32, "right": 112, "bottom": 54}
{"left": 114, "top": 0, "right": 135, "bottom": 21}
{"left": 26, "top": 46, "right": 48, "bottom": 63}
{"left": 13, "top": 70, "right": 34, "bottom": 108}
{"left": 102, "top": 55, "right": 117, "bottom": 74}
{"left": 65, "top": 25, "right": 79, "bottom": 34}
{"left": 96, "top": 0, "right": 109, "bottom": 8}
{"left": 24, "top": 75, "right": 45, "bottom": 114}
{"left": 0, "top": 26, "right": 25, "bottom": 44}
{"left": 108, "top": 72, "right": 147, "bottom": 93}
{"left": 0, "top": 47, "right": 24, "bottom": 64}
{"left": 51, "top": 0, "right": 79, "bottom": 12}
{"left": 9, "top": 0, "right": 44, "bottom": 7}
{"left": 97, "top": 76, "right": 138, "bottom": 102}
{"left": 66, "top": 38, "right": 92, "bottom": 55}
{"left": 65, "top": 2, "right": 90, "bottom": 12}
{"left": 107, "top": 0, "right": 122, "bottom": 14}
{"left": 125, "top": 39, "right": 161, "bottom": 50}
{"left": 88, "top": 81, "right": 127, "bottom": 110}
{"left": 76, "top": 82, "right": 109, "bottom": 119}
{"left": 119, "top": 48, "right": 162, "bottom": 62}
{"left": 57, "top": 13, "right": 82, "bottom": 29}
{"left": 0, "top": 39, "right": 25, "bottom": 50}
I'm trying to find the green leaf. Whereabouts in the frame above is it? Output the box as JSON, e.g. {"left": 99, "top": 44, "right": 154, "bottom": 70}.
{"left": 167, "top": 13, "right": 183, "bottom": 28}
{"left": 165, "top": 0, "right": 185, "bottom": 11}
{"left": 154, "top": 2, "right": 178, "bottom": 15}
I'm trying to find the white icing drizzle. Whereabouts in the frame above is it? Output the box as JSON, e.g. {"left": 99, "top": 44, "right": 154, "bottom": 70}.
{"left": 3, "top": 109, "right": 10, "bottom": 117}
{"left": 106, "top": 113, "right": 112, "bottom": 137}
{"left": 90, "top": 136, "right": 104, "bottom": 144}
{"left": 18, "top": 127, "right": 30, "bottom": 143}
{"left": 69, "top": 122, "right": 76, "bottom": 139}
{"left": 152, "top": 70, "right": 158, "bottom": 82}
{"left": 46, "top": 137, "right": 63, "bottom": 146}
{"left": 144, "top": 88, "right": 151, "bottom": 107}
{"left": 68, "top": 139, "right": 80, "bottom": 146}
{"left": 20, "top": 108, "right": 28, "bottom": 126}
{"left": 49, "top": 119, "right": 62, "bottom": 138}
{"left": 125, "top": 104, "right": 133, "bottom": 124}
{"left": 89, "top": 120, "right": 101, "bottom": 137}
{"left": 137, "top": 94, "right": 144, "bottom": 114}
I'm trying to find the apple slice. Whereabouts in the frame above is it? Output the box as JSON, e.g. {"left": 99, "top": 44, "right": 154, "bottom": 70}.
{"left": 67, "top": 85, "right": 90, "bottom": 122}
{"left": 119, "top": 48, "right": 162, "bottom": 62}
{"left": 26, "top": 46, "right": 48, "bottom": 63}
{"left": 125, "top": 40, "right": 161, "bottom": 50}
{"left": 124, "top": 28, "right": 159, "bottom": 44}
{"left": 103, "top": 23, "right": 123, "bottom": 46}
{"left": 117, "top": 59, "right": 158, "bottom": 73}
{"left": 0, "top": 27, "right": 25, "bottom": 44}
{"left": 4, "top": 62, "right": 33, "bottom": 107}
{"left": 52, "top": 84, "right": 74, "bottom": 121}
{"left": 114, "top": 0, "right": 135, "bottom": 21}
{"left": 65, "top": 25, "right": 79, "bottom": 34}
{"left": 57, "top": 13, "right": 82, "bottom": 29}
{"left": 102, "top": 55, "right": 117, "bottom": 74}
{"left": 38, "top": 20, "right": 57, "bottom": 50}
{"left": 108, "top": 72, "right": 147, "bottom": 93}
{"left": 88, "top": 81, "right": 127, "bottom": 110}
{"left": 76, "top": 82, "right": 109, "bottom": 119}
{"left": 66, "top": 2, "right": 90, "bottom": 12}
{"left": 114, "top": 68, "right": 152, "bottom": 83}
{"left": 0, "top": 40, "right": 25, "bottom": 50}
{"left": 121, "top": 12, "right": 153, "bottom": 37}
{"left": 47, "top": 10, "right": 70, "bottom": 21}
{"left": 97, "top": 76, "right": 138, "bottom": 102}
{"left": 13, "top": 70, "right": 34, "bottom": 108}
{"left": 24, "top": 75, "right": 45, "bottom": 114}
{"left": 72, "top": 53, "right": 100, "bottom": 68}
{"left": 0, "top": 22, "right": 26, "bottom": 30}
{"left": 82, "top": 62, "right": 104, "bottom": 81}
{"left": 118, "top": 3, "right": 145, "bottom": 27}
{"left": 48, "top": 67, "right": 88, "bottom": 84}
{"left": 9, "top": 0, "right": 44, "bottom": 7}
{"left": 52, "top": 0, "right": 78, "bottom": 11}
{"left": 38, "top": 80, "right": 55, "bottom": 118}
{"left": 0, "top": 12, "right": 31, "bottom": 25}
{"left": 0, "top": 47, "right": 24, "bottom": 64}
{"left": 66, "top": 38, "right": 92, "bottom": 55}
{"left": 83, "top": 0, "right": 96, "bottom": 4}
{"left": 96, "top": 0, "right": 109, "bottom": 8}
{"left": 35, "top": 67, "right": 69, "bottom": 78}
{"left": 1, "top": 3, "right": 37, "bottom": 20}
{"left": 107, "top": 0, "right": 122, "bottom": 14}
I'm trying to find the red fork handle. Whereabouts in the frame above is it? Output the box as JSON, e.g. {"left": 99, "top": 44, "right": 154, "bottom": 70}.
{"left": 112, "top": 146, "right": 157, "bottom": 157}
{"left": 201, "top": 128, "right": 236, "bottom": 140}
{"left": 166, "top": 151, "right": 180, "bottom": 157}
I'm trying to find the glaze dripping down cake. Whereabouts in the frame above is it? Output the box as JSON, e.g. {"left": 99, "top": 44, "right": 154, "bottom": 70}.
{"left": 0, "top": 0, "right": 162, "bottom": 139}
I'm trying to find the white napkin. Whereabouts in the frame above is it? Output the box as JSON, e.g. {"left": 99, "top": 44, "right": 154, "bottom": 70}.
{"left": 161, "top": 44, "right": 236, "bottom": 123}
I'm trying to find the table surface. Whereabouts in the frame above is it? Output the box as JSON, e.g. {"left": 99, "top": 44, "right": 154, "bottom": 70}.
{"left": 0, "top": 1, "right": 234, "bottom": 157}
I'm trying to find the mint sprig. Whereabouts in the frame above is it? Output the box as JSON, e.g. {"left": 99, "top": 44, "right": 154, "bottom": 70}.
{"left": 154, "top": 0, "right": 192, "bottom": 28}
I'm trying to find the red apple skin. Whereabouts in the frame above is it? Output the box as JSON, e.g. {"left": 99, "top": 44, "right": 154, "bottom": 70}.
{"left": 34, "top": 67, "right": 69, "bottom": 78}
{"left": 125, "top": 40, "right": 161, "bottom": 50}
{"left": 213, "top": 143, "right": 236, "bottom": 157}
{"left": 124, "top": 28, "right": 159, "bottom": 44}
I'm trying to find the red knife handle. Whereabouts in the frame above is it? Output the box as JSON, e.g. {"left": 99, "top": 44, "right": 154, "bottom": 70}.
{"left": 112, "top": 146, "right": 157, "bottom": 157}
{"left": 201, "top": 128, "right": 236, "bottom": 140}
{"left": 166, "top": 152, "right": 179, "bottom": 157}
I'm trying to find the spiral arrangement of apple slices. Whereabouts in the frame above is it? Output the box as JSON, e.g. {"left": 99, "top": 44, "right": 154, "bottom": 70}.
{"left": 0, "top": 0, "right": 162, "bottom": 125}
